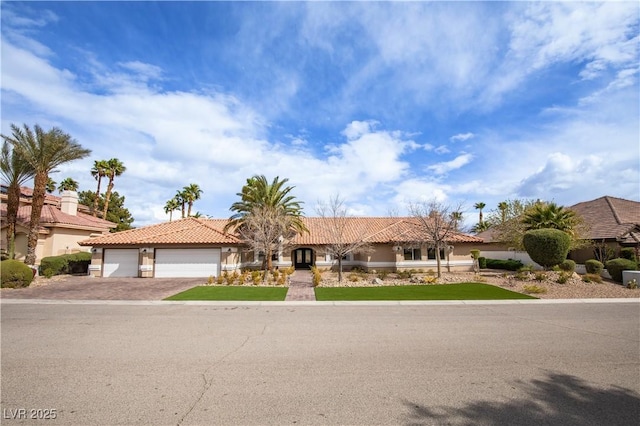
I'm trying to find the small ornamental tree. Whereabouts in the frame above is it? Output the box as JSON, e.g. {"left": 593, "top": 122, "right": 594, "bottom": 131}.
{"left": 522, "top": 228, "right": 571, "bottom": 269}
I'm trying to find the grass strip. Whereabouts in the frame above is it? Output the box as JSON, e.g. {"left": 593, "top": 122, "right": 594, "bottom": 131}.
{"left": 165, "top": 286, "right": 288, "bottom": 301}
{"left": 314, "top": 283, "right": 536, "bottom": 301}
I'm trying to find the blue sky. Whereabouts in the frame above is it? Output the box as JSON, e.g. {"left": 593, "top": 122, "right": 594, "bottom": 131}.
{"left": 2, "top": 1, "right": 638, "bottom": 228}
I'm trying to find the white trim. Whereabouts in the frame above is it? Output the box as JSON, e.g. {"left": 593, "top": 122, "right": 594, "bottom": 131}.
{"left": 88, "top": 265, "right": 101, "bottom": 271}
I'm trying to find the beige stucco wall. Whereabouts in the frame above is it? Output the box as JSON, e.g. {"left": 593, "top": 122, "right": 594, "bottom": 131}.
{"left": 89, "top": 248, "right": 103, "bottom": 277}
{"left": 48, "top": 228, "right": 96, "bottom": 256}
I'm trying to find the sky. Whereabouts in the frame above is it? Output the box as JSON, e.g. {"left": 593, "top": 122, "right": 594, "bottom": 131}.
{"left": 1, "top": 1, "right": 639, "bottom": 229}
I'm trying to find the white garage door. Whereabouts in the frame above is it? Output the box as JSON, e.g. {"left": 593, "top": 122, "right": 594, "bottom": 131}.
{"left": 103, "top": 249, "right": 139, "bottom": 278}
{"left": 154, "top": 248, "right": 220, "bottom": 278}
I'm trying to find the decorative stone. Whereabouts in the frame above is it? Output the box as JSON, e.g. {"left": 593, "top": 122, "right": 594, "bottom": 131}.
{"left": 372, "top": 278, "right": 383, "bottom": 285}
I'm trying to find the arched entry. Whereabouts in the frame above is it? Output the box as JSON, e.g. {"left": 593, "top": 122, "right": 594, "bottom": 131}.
{"left": 293, "top": 248, "right": 314, "bottom": 270}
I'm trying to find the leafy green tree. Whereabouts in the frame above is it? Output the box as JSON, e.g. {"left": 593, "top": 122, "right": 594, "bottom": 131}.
{"left": 91, "top": 159, "right": 109, "bottom": 217}
{"left": 4, "top": 124, "right": 90, "bottom": 265}
{"left": 226, "top": 175, "right": 307, "bottom": 271}
{"left": 101, "top": 158, "right": 126, "bottom": 219}
{"left": 0, "top": 141, "right": 35, "bottom": 259}
{"left": 484, "top": 199, "right": 540, "bottom": 250}
{"left": 79, "top": 190, "right": 134, "bottom": 232}
{"left": 182, "top": 183, "right": 203, "bottom": 217}
{"left": 58, "top": 177, "right": 79, "bottom": 192}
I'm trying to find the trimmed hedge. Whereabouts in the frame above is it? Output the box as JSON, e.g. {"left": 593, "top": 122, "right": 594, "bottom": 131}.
{"left": 484, "top": 258, "right": 524, "bottom": 271}
{"left": 523, "top": 229, "right": 571, "bottom": 269}
{"left": 605, "top": 258, "right": 638, "bottom": 283}
{"left": 478, "top": 257, "right": 487, "bottom": 269}
{"left": 39, "top": 252, "right": 92, "bottom": 277}
{"left": 1, "top": 260, "right": 34, "bottom": 288}
{"left": 585, "top": 259, "right": 604, "bottom": 275}
{"left": 558, "top": 259, "right": 576, "bottom": 273}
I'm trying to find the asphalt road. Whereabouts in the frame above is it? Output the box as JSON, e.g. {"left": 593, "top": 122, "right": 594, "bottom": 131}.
{"left": 1, "top": 301, "right": 639, "bottom": 425}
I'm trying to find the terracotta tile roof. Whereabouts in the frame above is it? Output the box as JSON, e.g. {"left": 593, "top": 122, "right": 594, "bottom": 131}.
{"left": 79, "top": 217, "right": 241, "bottom": 246}
{"left": 570, "top": 196, "right": 640, "bottom": 243}
{"left": 0, "top": 203, "right": 115, "bottom": 231}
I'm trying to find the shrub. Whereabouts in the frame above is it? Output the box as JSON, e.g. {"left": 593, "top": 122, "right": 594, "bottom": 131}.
{"left": 627, "top": 279, "right": 638, "bottom": 289}
{"left": 558, "top": 259, "right": 576, "bottom": 273}
{"left": 556, "top": 272, "right": 570, "bottom": 284}
{"left": 619, "top": 248, "right": 637, "bottom": 262}
{"left": 310, "top": 266, "right": 322, "bottom": 287}
{"left": 478, "top": 257, "right": 487, "bottom": 269}
{"left": 518, "top": 264, "right": 534, "bottom": 272}
{"left": 1, "top": 260, "right": 34, "bottom": 288}
{"left": 523, "top": 229, "right": 571, "bottom": 269}
{"left": 605, "top": 258, "right": 638, "bottom": 283}
{"left": 376, "top": 270, "right": 388, "bottom": 280}
{"left": 523, "top": 284, "right": 547, "bottom": 294}
{"left": 348, "top": 273, "right": 360, "bottom": 282}
{"left": 39, "top": 252, "right": 91, "bottom": 276}
{"left": 39, "top": 256, "right": 67, "bottom": 276}
{"left": 534, "top": 272, "right": 547, "bottom": 282}
{"left": 584, "top": 259, "right": 604, "bottom": 275}
{"left": 582, "top": 273, "right": 603, "bottom": 283}
{"left": 397, "top": 270, "right": 413, "bottom": 279}
{"left": 485, "top": 258, "right": 524, "bottom": 271}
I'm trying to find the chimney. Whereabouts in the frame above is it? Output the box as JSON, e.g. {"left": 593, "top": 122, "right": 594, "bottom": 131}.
{"left": 60, "top": 190, "right": 78, "bottom": 216}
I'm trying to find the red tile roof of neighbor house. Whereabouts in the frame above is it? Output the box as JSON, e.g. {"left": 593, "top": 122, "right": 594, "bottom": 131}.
{"left": 80, "top": 216, "right": 483, "bottom": 247}
{"left": 0, "top": 202, "right": 115, "bottom": 232}
{"left": 570, "top": 196, "right": 640, "bottom": 243}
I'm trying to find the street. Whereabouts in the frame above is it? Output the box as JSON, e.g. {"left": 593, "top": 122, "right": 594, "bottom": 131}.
{"left": 1, "top": 301, "right": 639, "bottom": 425}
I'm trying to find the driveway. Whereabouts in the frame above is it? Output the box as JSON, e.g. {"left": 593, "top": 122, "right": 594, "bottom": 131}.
{"left": 0, "top": 275, "right": 203, "bottom": 300}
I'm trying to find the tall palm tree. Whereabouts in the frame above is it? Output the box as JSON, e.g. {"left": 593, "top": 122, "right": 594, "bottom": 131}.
{"left": 225, "top": 175, "right": 307, "bottom": 271}
{"left": 175, "top": 190, "right": 186, "bottom": 218}
{"left": 102, "top": 158, "right": 126, "bottom": 219}
{"left": 58, "top": 177, "right": 79, "bottom": 192}
{"left": 5, "top": 124, "right": 90, "bottom": 265}
{"left": 45, "top": 177, "right": 56, "bottom": 193}
{"left": 474, "top": 202, "right": 486, "bottom": 226}
{"left": 498, "top": 201, "right": 509, "bottom": 223}
{"left": 450, "top": 211, "right": 463, "bottom": 231}
{"left": 0, "top": 140, "right": 35, "bottom": 259}
{"left": 164, "top": 197, "right": 180, "bottom": 222}
{"left": 182, "top": 183, "right": 203, "bottom": 217}
{"left": 522, "top": 202, "right": 577, "bottom": 234}
{"left": 91, "top": 160, "right": 108, "bottom": 217}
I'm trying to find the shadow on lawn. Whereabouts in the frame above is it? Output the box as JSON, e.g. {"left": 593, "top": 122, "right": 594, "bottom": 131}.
{"left": 402, "top": 371, "right": 640, "bottom": 426}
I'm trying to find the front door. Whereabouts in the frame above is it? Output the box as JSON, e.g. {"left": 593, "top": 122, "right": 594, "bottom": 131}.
{"left": 293, "top": 248, "right": 314, "bottom": 270}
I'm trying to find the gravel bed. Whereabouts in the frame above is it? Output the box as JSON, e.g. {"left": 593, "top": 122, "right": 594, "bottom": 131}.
{"left": 317, "top": 270, "right": 640, "bottom": 299}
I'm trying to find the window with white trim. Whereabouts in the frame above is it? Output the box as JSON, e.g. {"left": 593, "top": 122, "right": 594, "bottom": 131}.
{"left": 403, "top": 248, "right": 421, "bottom": 261}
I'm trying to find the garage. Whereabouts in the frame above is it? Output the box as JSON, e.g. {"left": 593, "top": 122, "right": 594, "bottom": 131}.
{"left": 103, "top": 249, "right": 139, "bottom": 277}
{"left": 154, "top": 248, "right": 220, "bottom": 278}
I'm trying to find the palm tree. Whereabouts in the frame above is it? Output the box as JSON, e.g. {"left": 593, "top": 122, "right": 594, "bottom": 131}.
{"left": 175, "top": 190, "right": 186, "bottom": 218}
{"left": 225, "top": 175, "right": 307, "bottom": 271}
{"left": 164, "top": 197, "right": 180, "bottom": 222}
{"left": 0, "top": 140, "right": 35, "bottom": 259}
{"left": 58, "top": 177, "right": 79, "bottom": 192}
{"left": 45, "top": 177, "right": 56, "bottom": 193}
{"left": 498, "top": 201, "right": 509, "bottom": 223}
{"left": 522, "top": 202, "right": 577, "bottom": 234}
{"left": 5, "top": 124, "right": 90, "bottom": 265}
{"left": 102, "top": 158, "right": 126, "bottom": 219}
{"left": 474, "top": 202, "right": 486, "bottom": 226}
{"left": 91, "top": 160, "right": 108, "bottom": 217}
{"left": 182, "top": 183, "right": 203, "bottom": 217}
{"left": 450, "top": 211, "right": 463, "bottom": 231}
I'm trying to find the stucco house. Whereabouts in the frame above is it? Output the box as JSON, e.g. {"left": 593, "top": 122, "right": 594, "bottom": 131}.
{"left": 80, "top": 216, "right": 484, "bottom": 278}
{"left": 476, "top": 196, "right": 640, "bottom": 265}
{"left": 0, "top": 186, "right": 116, "bottom": 263}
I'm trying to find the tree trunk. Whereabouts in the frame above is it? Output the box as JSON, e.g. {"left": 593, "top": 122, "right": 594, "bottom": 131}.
{"left": 338, "top": 257, "right": 343, "bottom": 282}
{"left": 102, "top": 179, "right": 114, "bottom": 219}
{"left": 6, "top": 183, "right": 21, "bottom": 259}
{"left": 435, "top": 242, "right": 442, "bottom": 278}
{"left": 92, "top": 177, "right": 102, "bottom": 217}
{"left": 25, "top": 172, "right": 47, "bottom": 265}
{"left": 187, "top": 202, "right": 193, "bottom": 217}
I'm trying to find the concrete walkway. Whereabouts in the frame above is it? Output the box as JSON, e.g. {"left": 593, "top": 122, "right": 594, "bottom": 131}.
{"left": 285, "top": 270, "right": 316, "bottom": 301}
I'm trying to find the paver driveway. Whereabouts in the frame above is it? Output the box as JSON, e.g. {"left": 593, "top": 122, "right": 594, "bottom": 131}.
{"left": 0, "top": 275, "right": 203, "bottom": 300}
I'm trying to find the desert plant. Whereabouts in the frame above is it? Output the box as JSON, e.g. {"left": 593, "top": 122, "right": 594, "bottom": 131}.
{"left": 627, "top": 279, "right": 638, "bottom": 289}
{"left": 397, "top": 270, "right": 413, "bottom": 279}
{"left": 422, "top": 275, "right": 437, "bottom": 284}
{"left": 216, "top": 274, "right": 224, "bottom": 285}
{"left": 376, "top": 270, "right": 389, "bottom": 280}
{"left": 518, "top": 264, "right": 534, "bottom": 272}
{"left": 558, "top": 259, "right": 576, "bottom": 273}
{"left": 1, "top": 259, "right": 34, "bottom": 288}
{"left": 207, "top": 275, "right": 214, "bottom": 285}
{"left": 605, "top": 258, "right": 638, "bottom": 283}
{"left": 310, "top": 266, "right": 322, "bottom": 287}
{"left": 534, "top": 272, "right": 547, "bottom": 282}
{"left": 522, "top": 284, "right": 547, "bottom": 294}
{"left": 523, "top": 229, "right": 571, "bottom": 269}
{"left": 514, "top": 270, "right": 530, "bottom": 281}
{"left": 584, "top": 259, "right": 604, "bottom": 275}
{"left": 348, "top": 273, "right": 360, "bottom": 282}
{"left": 556, "top": 272, "right": 570, "bottom": 284}
{"left": 582, "top": 273, "right": 603, "bottom": 283}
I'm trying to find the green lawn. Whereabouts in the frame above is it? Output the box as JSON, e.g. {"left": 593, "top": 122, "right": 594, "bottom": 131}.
{"left": 165, "top": 286, "right": 288, "bottom": 301}
{"left": 314, "top": 283, "right": 536, "bottom": 301}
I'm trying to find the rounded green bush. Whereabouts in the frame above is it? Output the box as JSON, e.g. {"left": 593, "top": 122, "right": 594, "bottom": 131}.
{"left": 619, "top": 247, "right": 637, "bottom": 262}
{"left": 558, "top": 259, "right": 576, "bottom": 273}
{"left": 523, "top": 229, "right": 571, "bottom": 269}
{"left": 585, "top": 259, "right": 604, "bottom": 275}
{"left": 605, "top": 258, "right": 638, "bottom": 283}
{"left": 1, "top": 260, "right": 34, "bottom": 288}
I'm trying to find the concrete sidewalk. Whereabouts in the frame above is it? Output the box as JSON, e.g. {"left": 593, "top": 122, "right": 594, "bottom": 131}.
{"left": 285, "top": 270, "right": 316, "bottom": 301}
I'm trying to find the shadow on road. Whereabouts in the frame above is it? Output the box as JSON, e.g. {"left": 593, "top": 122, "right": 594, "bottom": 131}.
{"left": 403, "top": 371, "right": 640, "bottom": 426}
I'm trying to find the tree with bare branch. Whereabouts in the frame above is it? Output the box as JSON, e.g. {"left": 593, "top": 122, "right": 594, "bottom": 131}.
{"left": 315, "top": 195, "right": 373, "bottom": 282}
{"left": 408, "top": 200, "right": 464, "bottom": 278}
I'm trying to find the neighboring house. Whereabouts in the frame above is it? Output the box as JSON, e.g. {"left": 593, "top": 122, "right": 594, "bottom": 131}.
{"left": 476, "top": 196, "right": 640, "bottom": 265}
{"left": 0, "top": 186, "right": 116, "bottom": 264}
{"left": 80, "top": 216, "right": 484, "bottom": 278}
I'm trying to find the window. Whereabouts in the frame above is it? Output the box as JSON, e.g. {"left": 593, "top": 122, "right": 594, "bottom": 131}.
{"left": 404, "top": 248, "right": 421, "bottom": 261}
{"left": 427, "top": 248, "right": 446, "bottom": 260}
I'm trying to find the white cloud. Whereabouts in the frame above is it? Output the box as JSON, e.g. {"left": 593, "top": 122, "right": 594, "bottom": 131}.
{"left": 434, "top": 145, "right": 450, "bottom": 155}
{"left": 341, "top": 120, "right": 379, "bottom": 140}
{"left": 450, "top": 132, "right": 475, "bottom": 142}
{"left": 427, "top": 153, "right": 473, "bottom": 175}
